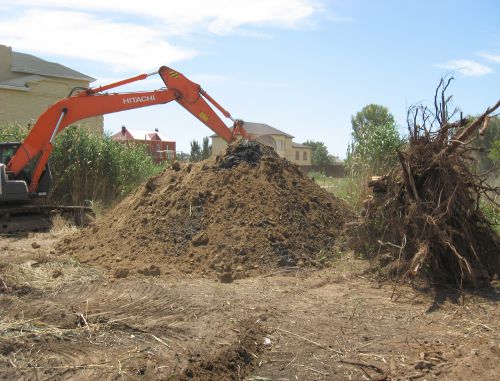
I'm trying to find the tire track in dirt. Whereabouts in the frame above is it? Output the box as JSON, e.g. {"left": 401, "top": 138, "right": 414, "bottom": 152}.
{"left": 11, "top": 279, "right": 202, "bottom": 337}
{"left": 1, "top": 278, "right": 206, "bottom": 380}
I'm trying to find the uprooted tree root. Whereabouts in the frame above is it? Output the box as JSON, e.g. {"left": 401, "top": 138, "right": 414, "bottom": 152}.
{"left": 362, "top": 79, "right": 500, "bottom": 288}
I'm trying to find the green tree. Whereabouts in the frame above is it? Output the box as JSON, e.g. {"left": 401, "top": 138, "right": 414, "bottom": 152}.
{"left": 201, "top": 136, "right": 211, "bottom": 160}
{"left": 190, "top": 137, "right": 211, "bottom": 162}
{"left": 303, "top": 140, "right": 332, "bottom": 165}
{"left": 190, "top": 139, "right": 202, "bottom": 162}
{"left": 347, "top": 104, "right": 401, "bottom": 175}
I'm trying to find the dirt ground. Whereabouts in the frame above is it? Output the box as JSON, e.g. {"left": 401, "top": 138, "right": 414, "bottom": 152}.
{"left": 1, "top": 229, "right": 499, "bottom": 381}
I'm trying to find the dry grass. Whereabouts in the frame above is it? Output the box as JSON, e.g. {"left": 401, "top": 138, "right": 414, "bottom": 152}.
{"left": 49, "top": 215, "right": 79, "bottom": 235}
{"left": 4, "top": 257, "right": 103, "bottom": 293}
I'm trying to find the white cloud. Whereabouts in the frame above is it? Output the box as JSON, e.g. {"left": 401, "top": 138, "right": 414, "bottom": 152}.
{"left": 325, "top": 15, "right": 354, "bottom": 23}
{"left": 0, "top": 1, "right": 321, "bottom": 72}
{"left": 0, "top": 9, "right": 196, "bottom": 72}
{"left": 5, "top": 0, "right": 319, "bottom": 35}
{"left": 479, "top": 52, "right": 500, "bottom": 64}
{"left": 436, "top": 59, "right": 493, "bottom": 77}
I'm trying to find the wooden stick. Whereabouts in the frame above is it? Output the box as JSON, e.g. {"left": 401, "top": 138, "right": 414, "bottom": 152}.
{"left": 271, "top": 327, "right": 344, "bottom": 355}
{"left": 0, "top": 274, "right": 10, "bottom": 292}
{"left": 28, "top": 364, "right": 114, "bottom": 370}
{"left": 151, "top": 334, "right": 172, "bottom": 349}
{"left": 304, "top": 366, "right": 329, "bottom": 376}
{"left": 76, "top": 313, "right": 91, "bottom": 338}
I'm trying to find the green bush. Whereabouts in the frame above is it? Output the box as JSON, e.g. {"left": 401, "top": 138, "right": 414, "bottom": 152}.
{"left": 1, "top": 124, "right": 164, "bottom": 206}
{"left": 344, "top": 104, "right": 404, "bottom": 210}
{"left": 481, "top": 200, "right": 500, "bottom": 235}
{"left": 490, "top": 140, "right": 500, "bottom": 164}
{"left": 0, "top": 123, "right": 31, "bottom": 141}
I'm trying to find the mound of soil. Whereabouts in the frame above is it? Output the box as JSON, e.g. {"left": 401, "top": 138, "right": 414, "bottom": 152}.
{"left": 59, "top": 140, "right": 352, "bottom": 278}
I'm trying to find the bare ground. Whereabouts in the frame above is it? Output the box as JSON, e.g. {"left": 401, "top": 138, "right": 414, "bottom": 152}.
{"left": 1, "top": 230, "right": 499, "bottom": 381}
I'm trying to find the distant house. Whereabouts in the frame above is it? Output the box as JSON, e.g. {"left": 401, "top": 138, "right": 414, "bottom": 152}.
{"left": 111, "top": 126, "right": 176, "bottom": 163}
{"left": 0, "top": 44, "right": 103, "bottom": 133}
{"left": 211, "top": 122, "right": 313, "bottom": 166}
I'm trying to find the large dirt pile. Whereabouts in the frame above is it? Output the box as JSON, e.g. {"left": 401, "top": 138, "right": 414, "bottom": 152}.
{"left": 59, "top": 140, "right": 352, "bottom": 279}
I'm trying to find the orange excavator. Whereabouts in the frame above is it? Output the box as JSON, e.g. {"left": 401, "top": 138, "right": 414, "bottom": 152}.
{"left": 0, "top": 66, "right": 248, "bottom": 232}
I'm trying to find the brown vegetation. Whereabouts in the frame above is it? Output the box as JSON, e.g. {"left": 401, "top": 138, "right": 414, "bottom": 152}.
{"left": 362, "top": 80, "right": 500, "bottom": 287}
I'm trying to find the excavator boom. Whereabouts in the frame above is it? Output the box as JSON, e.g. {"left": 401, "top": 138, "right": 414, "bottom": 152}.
{"left": 0, "top": 65, "right": 248, "bottom": 233}
{"left": 6, "top": 66, "right": 248, "bottom": 195}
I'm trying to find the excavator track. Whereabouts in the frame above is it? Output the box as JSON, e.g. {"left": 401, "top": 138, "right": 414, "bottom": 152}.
{"left": 0, "top": 204, "right": 94, "bottom": 234}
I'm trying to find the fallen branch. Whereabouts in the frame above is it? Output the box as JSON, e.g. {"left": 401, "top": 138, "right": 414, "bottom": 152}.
{"left": 271, "top": 327, "right": 344, "bottom": 355}
{"left": 0, "top": 274, "right": 10, "bottom": 293}
{"left": 339, "top": 359, "right": 388, "bottom": 380}
{"left": 151, "top": 334, "right": 172, "bottom": 349}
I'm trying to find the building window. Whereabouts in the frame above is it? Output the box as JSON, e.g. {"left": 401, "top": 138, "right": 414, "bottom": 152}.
{"left": 303, "top": 151, "right": 308, "bottom": 161}
{"left": 276, "top": 140, "right": 284, "bottom": 151}
{"left": 295, "top": 151, "right": 299, "bottom": 160}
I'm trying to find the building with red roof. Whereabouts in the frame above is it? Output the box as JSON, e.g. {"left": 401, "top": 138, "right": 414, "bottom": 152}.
{"left": 111, "top": 126, "right": 176, "bottom": 163}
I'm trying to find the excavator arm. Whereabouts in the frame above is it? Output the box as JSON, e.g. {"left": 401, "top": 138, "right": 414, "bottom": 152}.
{"left": 7, "top": 66, "right": 248, "bottom": 194}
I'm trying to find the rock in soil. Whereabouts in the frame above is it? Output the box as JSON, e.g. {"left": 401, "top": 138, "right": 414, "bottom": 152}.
{"left": 218, "top": 272, "right": 234, "bottom": 283}
{"left": 114, "top": 268, "right": 129, "bottom": 279}
{"left": 138, "top": 265, "right": 161, "bottom": 276}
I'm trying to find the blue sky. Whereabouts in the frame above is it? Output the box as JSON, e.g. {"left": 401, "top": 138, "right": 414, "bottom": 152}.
{"left": 1, "top": 0, "right": 499, "bottom": 157}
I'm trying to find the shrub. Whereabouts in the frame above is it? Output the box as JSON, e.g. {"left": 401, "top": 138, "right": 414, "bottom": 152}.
{"left": 344, "top": 105, "right": 403, "bottom": 210}
{"left": 1, "top": 124, "right": 163, "bottom": 206}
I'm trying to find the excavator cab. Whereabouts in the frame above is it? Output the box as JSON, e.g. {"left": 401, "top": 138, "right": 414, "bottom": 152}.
{"left": 0, "top": 142, "right": 28, "bottom": 202}
{"left": 0, "top": 142, "right": 20, "bottom": 165}
{"left": 0, "top": 142, "right": 52, "bottom": 202}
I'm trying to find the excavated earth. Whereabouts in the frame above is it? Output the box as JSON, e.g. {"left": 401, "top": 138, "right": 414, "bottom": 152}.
{"left": 58, "top": 140, "right": 353, "bottom": 280}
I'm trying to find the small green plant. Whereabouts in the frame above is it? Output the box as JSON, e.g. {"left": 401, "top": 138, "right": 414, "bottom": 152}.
{"left": 308, "top": 170, "right": 326, "bottom": 182}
